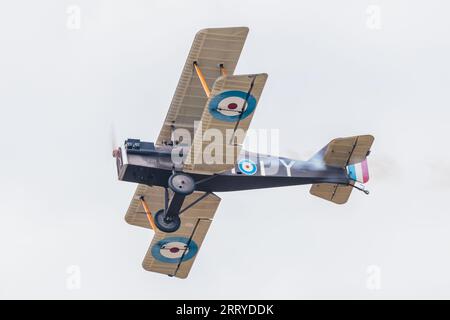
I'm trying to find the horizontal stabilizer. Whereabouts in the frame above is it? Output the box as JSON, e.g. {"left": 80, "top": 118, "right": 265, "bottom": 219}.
{"left": 310, "top": 182, "right": 354, "bottom": 205}
{"left": 323, "top": 135, "right": 374, "bottom": 168}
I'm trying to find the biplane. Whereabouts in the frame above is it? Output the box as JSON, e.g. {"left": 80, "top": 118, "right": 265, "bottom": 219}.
{"left": 113, "top": 27, "right": 374, "bottom": 278}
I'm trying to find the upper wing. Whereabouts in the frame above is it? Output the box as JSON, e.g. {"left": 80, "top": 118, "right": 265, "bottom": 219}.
{"left": 156, "top": 27, "right": 249, "bottom": 147}
{"left": 183, "top": 73, "right": 268, "bottom": 174}
{"left": 323, "top": 135, "right": 374, "bottom": 167}
{"left": 125, "top": 184, "right": 221, "bottom": 278}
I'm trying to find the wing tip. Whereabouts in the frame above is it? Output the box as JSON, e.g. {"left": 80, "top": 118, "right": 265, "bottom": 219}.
{"left": 196, "top": 26, "right": 249, "bottom": 37}
{"left": 141, "top": 262, "right": 188, "bottom": 279}
{"left": 124, "top": 213, "right": 133, "bottom": 225}
{"left": 141, "top": 260, "right": 152, "bottom": 272}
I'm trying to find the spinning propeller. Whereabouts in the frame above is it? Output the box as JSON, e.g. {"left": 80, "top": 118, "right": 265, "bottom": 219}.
{"left": 111, "top": 124, "right": 120, "bottom": 158}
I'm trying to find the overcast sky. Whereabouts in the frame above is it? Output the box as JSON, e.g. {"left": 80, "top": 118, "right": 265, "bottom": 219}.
{"left": 1, "top": 0, "right": 450, "bottom": 299}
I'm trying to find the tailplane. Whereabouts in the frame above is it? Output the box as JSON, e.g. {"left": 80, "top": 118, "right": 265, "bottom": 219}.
{"left": 309, "top": 135, "right": 374, "bottom": 204}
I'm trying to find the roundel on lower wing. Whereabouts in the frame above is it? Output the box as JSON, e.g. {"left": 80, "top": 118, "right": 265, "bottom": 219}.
{"left": 151, "top": 237, "right": 199, "bottom": 264}
{"left": 208, "top": 90, "right": 257, "bottom": 122}
{"left": 238, "top": 159, "right": 258, "bottom": 175}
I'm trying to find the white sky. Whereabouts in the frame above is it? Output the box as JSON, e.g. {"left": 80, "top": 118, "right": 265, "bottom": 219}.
{"left": 0, "top": 0, "right": 450, "bottom": 299}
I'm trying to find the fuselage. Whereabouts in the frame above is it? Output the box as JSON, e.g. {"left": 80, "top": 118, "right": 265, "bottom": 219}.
{"left": 116, "top": 139, "right": 349, "bottom": 192}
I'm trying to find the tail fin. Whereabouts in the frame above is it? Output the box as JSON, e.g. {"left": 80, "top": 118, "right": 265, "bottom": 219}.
{"left": 309, "top": 135, "right": 374, "bottom": 204}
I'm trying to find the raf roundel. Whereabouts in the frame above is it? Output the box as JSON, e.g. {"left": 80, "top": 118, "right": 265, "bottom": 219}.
{"left": 208, "top": 90, "right": 257, "bottom": 122}
{"left": 238, "top": 159, "right": 258, "bottom": 175}
{"left": 151, "top": 237, "right": 199, "bottom": 264}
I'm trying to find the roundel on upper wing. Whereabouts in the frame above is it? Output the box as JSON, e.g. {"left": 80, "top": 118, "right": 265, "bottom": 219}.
{"left": 208, "top": 90, "right": 257, "bottom": 122}
{"left": 238, "top": 159, "right": 258, "bottom": 175}
{"left": 151, "top": 237, "right": 198, "bottom": 264}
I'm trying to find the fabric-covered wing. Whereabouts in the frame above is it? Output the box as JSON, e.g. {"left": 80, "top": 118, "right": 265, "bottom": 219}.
{"left": 323, "top": 135, "right": 374, "bottom": 167}
{"left": 125, "top": 184, "right": 221, "bottom": 278}
{"left": 183, "top": 73, "right": 268, "bottom": 174}
{"left": 156, "top": 27, "right": 249, "bottom": 147}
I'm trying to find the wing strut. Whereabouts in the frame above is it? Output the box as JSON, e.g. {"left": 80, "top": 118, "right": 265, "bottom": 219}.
{"left": 193, "top": 61, "right": 211, "bottom": 97}
{"left": 139, "top": 196, "right": 157, "bottom": 231}
{"left": 229, "top": 75, "right": 257, "bottom": 145}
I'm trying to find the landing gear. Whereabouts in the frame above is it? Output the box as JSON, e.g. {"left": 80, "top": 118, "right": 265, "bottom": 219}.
{"left": 168, "top": 173, "right": 195, "bottom": 195}
{"left": 142, "top": 173, "right": 197, "bottom": 233}
{"left": 154, "top": 209, "right": 181, "bottom": 233}
{"left": 151, "top": 173, "right": 195, "bottom": 233}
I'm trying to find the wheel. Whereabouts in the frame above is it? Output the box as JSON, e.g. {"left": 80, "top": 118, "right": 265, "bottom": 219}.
{"left": 168, "top": 173, "right": 195, "bottom": 195}
{"left": 154, "top": 209, "right": 181, "bottom": 233}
